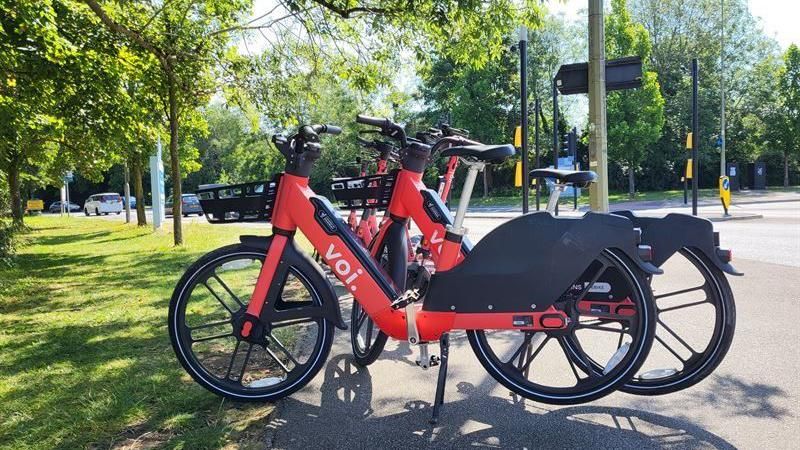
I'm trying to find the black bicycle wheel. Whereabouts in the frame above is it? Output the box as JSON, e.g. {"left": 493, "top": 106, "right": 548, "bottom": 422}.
{"left": 169, "top": 243, "right": 334, "bottom": 401}
{"left": 622, "top": 248, "right": 736, "bottom": 394}
{"left": 350, "top": 239, "right": 400, "bottom": 366}
{"left": 468, "top": 249, "right": 656, "bottom": 405}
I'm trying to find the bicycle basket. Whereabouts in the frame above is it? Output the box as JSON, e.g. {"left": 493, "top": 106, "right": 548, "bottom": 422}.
{"left": 196, "top": 175, "right": 281, "bottom": 223}
{"left": 330, "top": 170, "right": 397, "bottom": 210}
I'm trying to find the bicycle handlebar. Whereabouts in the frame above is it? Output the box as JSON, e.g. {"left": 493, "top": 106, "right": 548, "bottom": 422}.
{"left": 355, "top": 114, "right": 407, "bottom": 147}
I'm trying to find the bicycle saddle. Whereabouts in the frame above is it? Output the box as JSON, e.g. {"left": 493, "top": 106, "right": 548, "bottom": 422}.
{"left": 530, "top": 168, "right": 597, "bottom": 187}
{"left": 440, "top": 144, "right": 515, "bottom": 164}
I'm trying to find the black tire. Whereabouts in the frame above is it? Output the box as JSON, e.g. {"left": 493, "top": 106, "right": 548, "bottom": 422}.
{"left": 95, "top": 208, "right": 100, "bottom": 216}
{"left": 468, "top": 249, "right": 656, "bottom": 405}
{"left": 169, "top": 243, "right": 335, "bottom": 402}
{"left": 350, "top": 231, "right": 404, "bottom": 367}
{"left": 84, "top": 209, "right": 89, "bottom": 216}
{"left": 620, "top": 248, "right": 736, "bottom": 395}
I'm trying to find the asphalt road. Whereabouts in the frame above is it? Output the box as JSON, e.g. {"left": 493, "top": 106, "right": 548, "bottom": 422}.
{"left": 66, "top": 194, "right": 800, "bottom": 448}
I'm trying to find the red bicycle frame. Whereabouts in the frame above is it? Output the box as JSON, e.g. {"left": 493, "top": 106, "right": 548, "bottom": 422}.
{"left": 244, "top": 166, "right": 569, "bottom": 344}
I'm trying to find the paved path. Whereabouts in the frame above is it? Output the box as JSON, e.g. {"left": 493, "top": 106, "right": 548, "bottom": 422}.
{"left": 262, "top": 196, "right": 800, "bottom": 449}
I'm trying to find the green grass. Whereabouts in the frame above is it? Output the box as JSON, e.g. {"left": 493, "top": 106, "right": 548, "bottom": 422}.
{"left": 0, "top": 217, "right": 282, "bottom": 449}
{"left": 454, "top": 185, "right": 800, "bottom": 209}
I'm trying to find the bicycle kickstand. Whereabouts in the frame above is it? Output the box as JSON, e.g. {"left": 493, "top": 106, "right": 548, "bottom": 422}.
{"left": 430, "top": 332, "right": 450, "bottom": 424}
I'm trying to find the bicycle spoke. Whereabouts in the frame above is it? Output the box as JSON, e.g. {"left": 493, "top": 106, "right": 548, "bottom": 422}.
{"left": 655, "top": 284, "right": 705, "bottom": 300}
{"left": 657, "top": 318, "right": 697, "bottom": 355}
{"left": 557, "top": 337, "right": 585, "bottom": 382}
{"left": 575, "top": 323, "right": 627, "bottom": 334}
{"left": 519, "top": 335, "right": 550, "bottom": 375}
{"left": 203, "top": 282, "right": 234, "bottom": 315}
{"left": 271, "top": 318, "right": 316, "bottom": 329}
{"left": 237, "top": 343, "right": 253, "bottom": 383}
{"left": 225, "top": 340, "right": 241, "bottom": 380}
{"left": 575, "top": 262, "right": 609, "bottom": 301}
{"left": 355, "top": 310, "right": 368, "bottom": 333}
{"left": 654, "top": 335, "right": 688, "bottom": 364}
{"left": 192, "top": 332, "right": 233, "bottom": 343}
{"left": 506, "top": 332, "right": 534, "bottom": 365}
{"left": 658, "top": 298, "right": 710, "bottom": 313}
{"left": 212, "top": 274, "right": 244, "bottom": 307}
{"left": 189, "top": 319, "right": 231, "bottom": 331}
{"left": 264, "top": 346, "right": 291, "bottom": 373}
{"left": 269, "top": 334, "right": 300, "bottom": 366}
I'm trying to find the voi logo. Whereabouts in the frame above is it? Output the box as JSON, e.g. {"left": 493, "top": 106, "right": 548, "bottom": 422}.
{"left": 325, "top": 244, "right": 363, "bottom": 292}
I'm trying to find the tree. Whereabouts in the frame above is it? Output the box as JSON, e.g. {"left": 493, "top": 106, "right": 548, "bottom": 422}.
{"left": 81, "top": 0, "right": 251, "bottom": 245}
{"left": 766, "top": 44, "right": 800, "bottom": 186}
{"left": 605, "top": 0, "right": 664, "bottom": 197}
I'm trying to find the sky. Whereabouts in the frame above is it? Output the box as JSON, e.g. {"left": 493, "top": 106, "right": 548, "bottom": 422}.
{"left": 549, "top": 0, "right": 799, "bottom": 50}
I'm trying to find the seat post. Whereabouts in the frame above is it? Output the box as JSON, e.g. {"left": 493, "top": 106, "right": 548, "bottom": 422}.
{"left": 452, "top": 160, "right": 484, "bottom": 232}
{"left": 546, "top": 183, "right": 566, "bottom": 213}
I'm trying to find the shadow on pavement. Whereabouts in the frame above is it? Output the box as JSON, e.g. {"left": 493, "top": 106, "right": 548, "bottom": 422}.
{"left": 267, "top": 355, "right": 736, "bottom": 449}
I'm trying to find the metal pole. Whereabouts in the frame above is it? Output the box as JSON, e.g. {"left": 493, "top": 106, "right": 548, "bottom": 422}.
{"left": 588, "top": 0, "right": 609, "bottom": 212}
{"left": 684, "top": 176, "right": 688, "bottom": 204}
{"left": 572, "top": 128, "right": 578, "bottom": 209}
{"left": 720, "top": 0, "right": 726, "bottom": 176}
{"left": 552, "top": 78, "right": 559, "bottom": 216}
{"left": 124, "top": 162, "right": 131, "bottom": 223}
{"left": 534, "top": 98, "right": 541, "bottom": 210}
{"left": 692, "top": 58, "right": 699, "bottom": 216}
{"left": 65, "top": 178, "right": 71, "bottom": 217}
{"left": 519, "top": 26, "right": 530, "bottom": 214}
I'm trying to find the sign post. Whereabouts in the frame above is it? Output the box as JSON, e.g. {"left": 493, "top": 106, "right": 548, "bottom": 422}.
{"left": 124, "top": 163, "right": 131, "bottom": 224}
{"left": 64, "top": 171, "right": 73, "bottom": 217}
{"left": 150, "top": 138, "right": 166, "bottom": 230}
{"left": 534, "top": 98, "right": 541, "bottom": 210}
{"left": 518, "top": 26, "right": 530, "bottom": 214}
{"left": 60, "top": 185, "right": 66, "bottom": 216}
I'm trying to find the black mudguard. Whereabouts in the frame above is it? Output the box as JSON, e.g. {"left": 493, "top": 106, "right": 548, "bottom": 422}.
{"left": 239, "top": 235, "right": 348, "bottom": 329}
{"left": 612, "top": 211, "right": 742, "bottom": 276}
{"left": 423, "top": 212, "right": 660, "bottom": 314}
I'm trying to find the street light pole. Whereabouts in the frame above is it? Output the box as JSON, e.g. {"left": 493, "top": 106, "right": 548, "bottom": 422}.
{"left": 588, "top": 0, "right": 609, "bottom": 212}
{"left": 720, "top": 0, "right": 726, "bottom": 177}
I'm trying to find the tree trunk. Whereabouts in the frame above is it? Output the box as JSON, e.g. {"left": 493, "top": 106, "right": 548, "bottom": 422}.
{"left": 628, "top": 168, "right": 636, "bottom": 198}
{"left": 784, "top": 151, "right": 789, "bottom": 188}
{"left": 132, "top": 158, "right": 147, "bottom": 226}
{"left": 7, "top": 158, "right": 23, "bottom": 228}
{"left": 167, "top": 70, "right": 182, "bottom": 245}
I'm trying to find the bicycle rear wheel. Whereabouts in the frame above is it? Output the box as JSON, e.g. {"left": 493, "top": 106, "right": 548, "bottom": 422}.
{"left": 468, "top": 249, "right": 655, "bottom": 405}
{"left": 622, "top": 248, "right": 735, "bottom": 394}
{"left": 169, "top": 243, "right": 334, "bottom": 401}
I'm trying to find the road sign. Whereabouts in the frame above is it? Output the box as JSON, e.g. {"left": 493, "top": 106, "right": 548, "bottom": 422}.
{"left": 686, "top": 132, "right": 693, "bottom": 149}
{"left": 514, "top": 126, "right": 522, "bottom": 147}
{"left": 555, "top": 56, "right": 643, "bottom": 95}
{"left": 685, "top": 158, "right": 693, "bottom": 179}
{"left": 514, "top": 161, "right": 522, "bottom": 187}
{"left": 719, "top": 176, "right": 731, "bottom": 216}
{"left": 64, "top": 171, "right": 74, "bottom": 182}
{"left": 26, "top": 199, "right": 44, "bottom": 211}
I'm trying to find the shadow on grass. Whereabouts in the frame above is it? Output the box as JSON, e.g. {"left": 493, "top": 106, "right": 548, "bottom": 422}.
{"left": 265, "top": 355, "right": 737, "bottom": 449}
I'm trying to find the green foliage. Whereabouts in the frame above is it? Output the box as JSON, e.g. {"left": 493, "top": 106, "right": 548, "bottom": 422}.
{"left": 605, "top": 0, "right": 665, "bottom": 194}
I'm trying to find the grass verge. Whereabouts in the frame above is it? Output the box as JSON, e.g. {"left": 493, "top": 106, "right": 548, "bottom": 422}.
{"left": 0, "top": 216, "right": 281, "bottom": 449}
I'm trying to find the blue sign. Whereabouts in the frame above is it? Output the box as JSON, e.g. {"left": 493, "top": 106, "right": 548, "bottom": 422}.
{"left": 715, "top": 136, "right": 723, "bottom": 148}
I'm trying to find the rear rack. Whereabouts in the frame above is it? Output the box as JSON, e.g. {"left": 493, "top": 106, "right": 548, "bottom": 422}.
{"left": 330, "top": 170, "right": 397, "bottom": 210}
{"left": 196, "top": 175, "right": 281, "bottom": 223}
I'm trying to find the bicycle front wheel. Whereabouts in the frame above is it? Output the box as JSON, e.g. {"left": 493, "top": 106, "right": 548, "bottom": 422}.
{"left": 468, "top": 249, "right": 656, "bottom": 405}
{"left": 169, "top": 243, "right": 334, "bottom": 401}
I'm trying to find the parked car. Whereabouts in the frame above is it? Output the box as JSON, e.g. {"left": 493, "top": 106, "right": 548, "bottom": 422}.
{"left": 121, "top": 196, "right": 137, "bottom": 208}
{"left": 83, "top": 193, "right": 123, "bottom": 216}
{"left": 166, "top": 193, "right": 204, "bottom": 217}
{"left": 48, "top": 201, "right": 81, "bottom": 213}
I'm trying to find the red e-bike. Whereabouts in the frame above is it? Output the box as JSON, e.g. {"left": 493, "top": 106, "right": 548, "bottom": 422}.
{"left": 170, "top": 121, "right": 658, "bottom": 421}
{"left": 352, "top": 119, "right": 739, "bottom": 397}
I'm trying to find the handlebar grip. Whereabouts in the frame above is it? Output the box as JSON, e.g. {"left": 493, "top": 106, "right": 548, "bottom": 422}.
{"left": 356, "top": 114, "right": 388, "bottom": 128}
{"left": 322, "top": 125, "right": 342, "bottom": 135}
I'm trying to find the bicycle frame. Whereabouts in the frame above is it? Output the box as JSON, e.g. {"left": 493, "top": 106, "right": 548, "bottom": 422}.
{"left": 244, "top": 167, "right": 569, "bottom": 344}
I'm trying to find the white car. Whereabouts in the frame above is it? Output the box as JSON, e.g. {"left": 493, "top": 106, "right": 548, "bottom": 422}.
{"left": 84, "top": 193, "right": 123, "bottom": 216}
